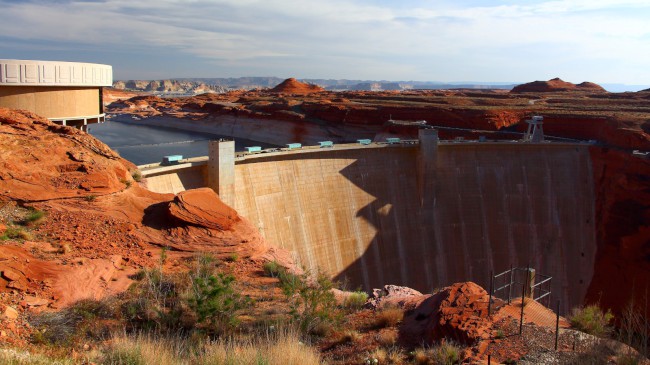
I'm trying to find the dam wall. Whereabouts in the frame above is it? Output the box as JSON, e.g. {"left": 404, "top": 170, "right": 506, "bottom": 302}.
{"left": 143, "top": 140, "right": 596, "bottom": 311}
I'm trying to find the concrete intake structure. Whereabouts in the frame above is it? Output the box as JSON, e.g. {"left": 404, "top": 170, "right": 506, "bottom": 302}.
{"left": 143, "top": 134, "right": 597, "bottom": 312}
{"left": 0, "top": 59, "right": 112, "bottom": 130}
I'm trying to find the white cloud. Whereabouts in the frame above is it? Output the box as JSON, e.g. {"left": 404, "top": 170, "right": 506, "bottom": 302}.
{"left": 0, "top": 0, "right": 648, "bottom": 83}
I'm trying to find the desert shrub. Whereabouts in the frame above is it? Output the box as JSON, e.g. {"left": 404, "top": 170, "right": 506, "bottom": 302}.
{"left": 263, "top": 260, "right": 284, "bottom": 278}
{"left": 376, "top": 330, "right": 399, "bottom": 347}
{"left": 187, "top": 270, "right": 250, "bottom": 333}
{"left": 30, "top": 298, "right": 117, "bottom": 346}
{"left": 337, "top": 330, "right": 362, "bottom": 345}
{"left": 225, "top": 253, "right": 239, "bottom": 262}
{"left": 367, "top": 348, "right": 387, "bottom": 364}
{"left": 374, "top": 306, "right": 404, "bottom": 328}
{"left": 279, "top": 270, "right": 342, "bottom": 336}
{"left": 411, "top": 347, "right": 430, "bottom": 365}
{"left": 1, "top": 226, "right": 31, "bottom": 241}
{"left": 21, "top": 208, "right": 45, "bottom": 225}
{"left": 121, "top": 267, "right": 187, "bottom": 333}
{"left": 430, "top": 342, "right": 462, "bottom": 365}
{"left": 85, "top": 195, "right": 97, "bottom": 202}
{"left": 618, "top": 300, "right": 649, "bottom": 357}
{"left": 131, "top": 170, "right": 143, "bottom": 182}
{"left": 570, "top": 304, "right": 614, "bottom": 337}
{"left": 343, "top": 291, "right": 368, "bottom": 310}
{"left": 121, "top": 178, "right": 132, "bottom": 188}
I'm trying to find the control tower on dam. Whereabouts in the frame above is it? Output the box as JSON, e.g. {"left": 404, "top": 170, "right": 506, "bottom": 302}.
{"left": 142, "top": 133, "right": 596, "bottom": 311}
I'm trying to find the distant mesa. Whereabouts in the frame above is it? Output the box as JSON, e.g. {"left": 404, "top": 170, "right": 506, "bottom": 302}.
{"left": 511, "top": 77, "right": 606, "bottom": 93}
{"left": 270, "top": 78, "right": 324, "bottom": 94}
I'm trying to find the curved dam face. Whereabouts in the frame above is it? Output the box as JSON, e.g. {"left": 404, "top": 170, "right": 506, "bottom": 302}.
{"left": 144, "top": 137, "right": 596, "bottom": 311}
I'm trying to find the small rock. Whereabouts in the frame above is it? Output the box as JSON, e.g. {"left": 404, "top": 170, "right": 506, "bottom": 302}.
{"left": 7, "top": 280, "right": 27, "bottom": 291}
{"left": 4, "top": 306, "right": 19, "bottom": 320}
{"left": 1, "top": 268, "right": 22, "bottom": 282}
{"left": 22, "top": 295, "right": 49, "bottom": 307}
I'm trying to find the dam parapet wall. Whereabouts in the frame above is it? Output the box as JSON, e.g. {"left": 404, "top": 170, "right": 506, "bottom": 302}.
{"left": 141, "top": 138, "right": 596, "bottom": 311}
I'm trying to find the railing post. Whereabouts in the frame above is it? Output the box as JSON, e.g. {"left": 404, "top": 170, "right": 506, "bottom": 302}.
{"left": 555, "top": 300, "right": 560, "bottom": 351}
{"left": 488, "top": 270, "right": 493, "bottom": 316}
{"left": 508, "top": 264, "right": 513, "bottom": 304}
{"left": 520, "top": 265, "right": 530, "bottom": 335}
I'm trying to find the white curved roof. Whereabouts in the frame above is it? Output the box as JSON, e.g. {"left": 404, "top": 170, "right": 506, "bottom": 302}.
{"left": 0, "top": 59, "right": 112, "bottom": 87}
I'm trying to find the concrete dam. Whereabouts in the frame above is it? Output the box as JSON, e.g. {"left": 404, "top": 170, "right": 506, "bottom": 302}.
{"left": 142, "top": 131, "right": 596, "bottom": 311}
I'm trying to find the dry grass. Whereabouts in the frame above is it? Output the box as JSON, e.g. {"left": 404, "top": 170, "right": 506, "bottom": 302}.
{"left": 101, "top": 329, "right": 322, "bottom": 365}
{"left": 102, "top": 334, "right": 183, "bottom": 365}
{"left": 374, "top": 307, "right": 404, "bottom": 328}
{"left": 336, "top": 329, "right": 363, "bottom": 345}
{"left": 0, "top": 349, "right": 77, "bottom": 365}
{"left": 203, "top": 329, "right": 321, "bottom": 365}
{"left": 376, "top": 330, "right": 399, "bottom": 347}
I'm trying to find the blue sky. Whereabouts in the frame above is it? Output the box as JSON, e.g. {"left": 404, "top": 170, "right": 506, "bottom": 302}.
{"left": 1, "top": 0, "right": 649, "bottom": 89}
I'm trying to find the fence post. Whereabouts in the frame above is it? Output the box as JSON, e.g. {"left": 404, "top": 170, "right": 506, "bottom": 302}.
{"left": 488, "top": 270, "right": 493, "bottom": 316}
{"left": 508, "top": 264, "right": 513, "bottom": 304}
{"left": 520, "top": 265, "right": 530, "bottom": 335}
{"left": 555, "top": 300, "right": 560, "bottom": 351}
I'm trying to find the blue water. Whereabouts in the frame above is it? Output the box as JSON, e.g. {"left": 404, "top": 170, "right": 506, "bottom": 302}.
{"left": 88, "top": 119, "right": 275, "bottom": 165}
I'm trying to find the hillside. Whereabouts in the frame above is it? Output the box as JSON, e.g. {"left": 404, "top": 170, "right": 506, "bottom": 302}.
{"left": 511, "top": 77, "right": 607, "bottom": 93}
{"left": 270, "top": 78, "right": 325, "bottom": 94}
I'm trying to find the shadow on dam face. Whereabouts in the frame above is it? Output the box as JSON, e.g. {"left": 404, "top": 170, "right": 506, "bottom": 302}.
{"left": 145, "top": 142, "right": 597, "bottom": 312}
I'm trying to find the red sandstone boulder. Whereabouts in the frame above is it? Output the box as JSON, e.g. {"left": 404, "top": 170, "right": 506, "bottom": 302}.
{"left": 168, "top": 188, "right": 240, "bottom": 231}
{"left": 399, "top": 282, "right": 492, "bottom": 346}
{"left": 369, "top": 285, "right": 424, "bottom": 309}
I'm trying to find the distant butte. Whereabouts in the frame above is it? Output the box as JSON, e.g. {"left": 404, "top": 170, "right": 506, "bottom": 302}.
{"left": 511, "top": 77, "right": 607, "bottom": 93}
{"left": 270, "top": 77, "right": 324, "bottom": 94}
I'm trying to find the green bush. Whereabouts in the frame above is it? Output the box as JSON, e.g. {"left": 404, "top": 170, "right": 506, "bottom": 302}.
{"left": 570, "top": 304, "right": 614, "bottom": 337}
{"left": 263, "top": 260, "right": 285, "bottom": 278}
{"left": 131, "top": 170, "right": 143, "bottom": 182}
{"left": 430, "top": 342, "right": 462, "bottom": 365}
{"left": 343, "top": 291, "right": 368, "bottom": 310}
{"left": 187, "top": 271, "right": 250, "bottom": 332}
{"left": 1, "top": 226, "right": 31, "bottom": 241}
{"left": 23, "top": 208, "right": 45, "bottom": 225}
{"left": 279, "top": 270, "right": 341, "bottom": 336}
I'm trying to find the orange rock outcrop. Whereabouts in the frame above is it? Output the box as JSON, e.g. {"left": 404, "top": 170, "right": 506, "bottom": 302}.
{"left": 511, "top": 77, "right": 607, "bottom": 93}
{"left": 0, "top": 108, "right": 283, "bottom": 314}
{"left": 270, "top": 78, "right": 324, "bottom": 94}
{"left": 399, "top": 282, "right": 492, "bottom": 346}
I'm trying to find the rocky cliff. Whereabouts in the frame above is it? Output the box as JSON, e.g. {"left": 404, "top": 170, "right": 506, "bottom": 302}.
{"left": 0, "top": 108, "right": 289, "bottom": 314}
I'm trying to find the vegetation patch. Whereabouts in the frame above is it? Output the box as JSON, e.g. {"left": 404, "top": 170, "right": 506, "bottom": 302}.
{"left": 570, "top": 304, "right": 614, "bottom": 337}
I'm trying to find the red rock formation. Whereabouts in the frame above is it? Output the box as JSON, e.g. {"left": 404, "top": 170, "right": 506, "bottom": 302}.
{"left": 0, "top": 108, "right": 133, "bottom": 202}
{"left": 168, "top": 188, "right": 240, "bottom": 231}
{"left": 0, "top": 109, "right": 285, "bottom": 311}
{"left": 399, "top": 282, "right": 492, "bottom": 346}
{"left": 270, "top": 78, "right": 324, "bottom": 94}
{"left": 511, "top": 78, "right": 606, "bottom": 93}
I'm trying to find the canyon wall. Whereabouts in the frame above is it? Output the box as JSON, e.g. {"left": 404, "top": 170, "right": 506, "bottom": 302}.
{"left": 144, "top": 141, "right": 596, "bottom": 311}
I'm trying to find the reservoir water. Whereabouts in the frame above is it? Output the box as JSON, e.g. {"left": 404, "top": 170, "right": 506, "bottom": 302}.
{"left": 88, "top": 118, "right": 276, "bottom": 165}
